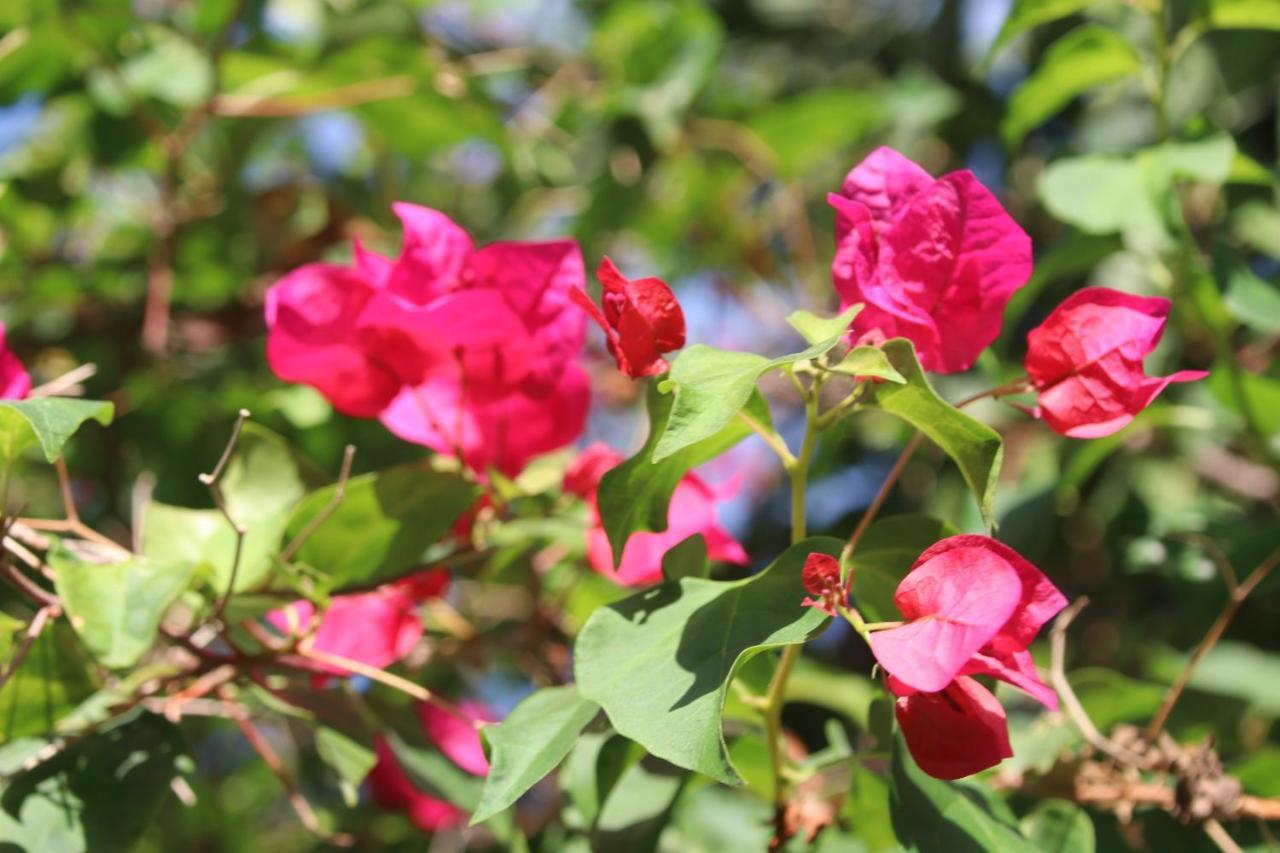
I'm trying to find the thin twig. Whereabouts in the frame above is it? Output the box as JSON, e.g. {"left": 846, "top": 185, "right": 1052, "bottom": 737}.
{"left": 279, "top": 445, "right": 355, "bottom": 563}
{"left": 211, "top": 75, "right": 416, "bottom": 117}
{"left": 0, "top": 606, "right": 57, "bottom": 692}
{"left": 953, "top": 378, "right": 1032, "bottom": 409}
{"left": 1203, "top": 818, "right": 1244, "bottom": 853}
{"left": 204, "top": 410, "right": 250, "bottom": 625}
{"left": 295, "top": 645, "right": 473, "bottom": 723}
{"left": 218, "top": 687, "right": 353, "bottom": 846}
{"left": 17, "top": 518, "right": 130, "bottom": 555}
{"left": 1147, "top": 546, "right": 1280, "bottom": 739}
{"left": 1049, "top": 598, "right": 1148, "bottom": 765}
{"left": 840, "top": 433, "right": 924, "bottom": 566}
{"left": 27, "top": 363, "right": 97, "bottom": 398}
{"left": 54, "top": 459, "right": 79, "bottom": 524}
{"left": 0, "top": 550, "right": 59, "bottom": 608}
{"left": 1172, "top": 533, "right": 1238, "bottom": 592}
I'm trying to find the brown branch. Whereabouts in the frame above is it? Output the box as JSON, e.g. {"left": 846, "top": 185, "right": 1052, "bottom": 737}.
{"left": 0, "top": 549, "right": 59, "bottom": 608}
{"left": 1049, "top": 598, "right": 1149, "bottom": 766}
{"left": 279, "top": 444, "right": 355, "bottom": 563}
{"left": 203, "top": 410, "right": 251, "bottom": 625}
{"left": 840, "top": 432, "right": 924, "bottom": 565}
{"left": 0, "top": 606, "right": 56, "bottom": 692}
{"left": 218, "top": 687, "right": 353, "bottom": 846}
{"left": 1147, "top": 546, "right": 1280, "bottom": 739}
{"left": 211, "top": 76, "right": 416, "bottom": 118}
{"left": 27, "top": 363, "right": 97, "bottom": 399}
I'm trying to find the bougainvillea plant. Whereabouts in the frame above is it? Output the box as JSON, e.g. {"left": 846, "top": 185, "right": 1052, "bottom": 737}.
{"left": 0, "top": 144, "right": 1239, "bottom": 853}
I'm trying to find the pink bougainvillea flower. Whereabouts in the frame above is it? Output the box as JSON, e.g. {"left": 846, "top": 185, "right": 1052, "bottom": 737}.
{"left": 801, "top": 552, "right": 844, "bottom": 616}
{"left": 266, "top": 568, "right": 450, "bottom": 676}
{"left": 571, "top": 257, "right": 686, "bottom": 378}
{"left": 565, "top": 443, "right": 748, "bottom": 587}
{"left": 888, "top": 675, "right": 1013, "bottom": 780}
{"left": 828, "top": 147, "right": 1032, "bottom": 373}
{"left": 265, "top": 202, "right": 590, "bottom": 476}
{"left": 866, "top": 535, "right": 1067, "bottom": 779}
{"left": 1025, "top": 287, "right": 1209, "bottom": 438}
{"left": 0, "top": 325, "right": 31, "bottom": 400}
{"left": 368, "top": 699, "right": 493, "bottom": 832}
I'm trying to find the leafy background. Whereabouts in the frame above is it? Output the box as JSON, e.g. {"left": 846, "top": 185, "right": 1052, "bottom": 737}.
{"left": 0, "top": 0, "right": 1278, "bottom": 849}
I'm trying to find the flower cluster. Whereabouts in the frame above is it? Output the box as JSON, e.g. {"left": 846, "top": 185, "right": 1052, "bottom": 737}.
{"left": 265, "top": 203, "right": 590, "bottom": 477}
{"left": 862, "top": 536, "right": 1067, "bottom": 779}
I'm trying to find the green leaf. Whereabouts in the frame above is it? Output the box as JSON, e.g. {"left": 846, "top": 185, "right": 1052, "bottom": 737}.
{"left": 850, "top": 515, "right": 958, "bottom": 622}
{"left": 1002, "top": 24, "right": 1141, "bottom": 145}
{"left": 0, "top": 610, "right": 24, "bottom": 662}
{"left": 599, "top": 382, "right": 770, "bottom": 566}
{"left": 990, "top": 0, "right": 1098, "bottom": 56}
{"left": 50, "top": 544, "right": 197, "bottom": 669}
{"left": 219, "top": 422, "right": 321, "bottom": 519}
{"left": 1221, "top": 254, "right": 1280, "bottom": 333}
{"left": 471, "top": 686, "right": 601, "bottom": 824}
{"left": 890, "top": 736, "right": 1036, "bottom": 852}
{"left": 786, "top": 304, "right": 863, "bottom": 346}
{"left": 829, "top": 346, "right": 907, "bottom": 384}
{"left": 316, "top": 726, "right": 377, "bottom": 808}
{"left": 653, "top": 339, "right": 833, "bottom": 462}
{"left": 575, "top": 537, "right": 838, "bottom": 784}
{"left": 749, "top": 89, "right": 884, "bottom": 177}
{"left": 0, "top": 715, "right": 185, "bottom": 851}
{"left": 1021, "top": 799, "right": 1096, "bottom": 853}
{"left": 285, "top": 463, "right": 479, "bottom": 592}
{"left": 562, "top": 732, "right": 640, "bottom": 830}
{"left": 661, "top": 534, "right": 709, "bottom": 582}
{"left": 868, "top": 340, "right": 1004, "bottom": 527}
{"left": 0, "top": 398, "right": 113, "bottom": 466}
{"left": 140, "top": 501, "right": 289, "bottom": 594}
{"left": 1201, "top": 0, "right": 1280, "bottom": 31}
{"left": 0, "top": 619, "right": 96, "bottom": 743}
{"left": 784, "top": 658, "right": 877, "bottom": 730}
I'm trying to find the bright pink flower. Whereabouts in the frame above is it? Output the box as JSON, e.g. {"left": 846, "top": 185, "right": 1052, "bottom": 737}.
{"left": 266, "top": 568, "right": 449, "bottom": 676}
{"left": 1025, "top": 287, "right": 1209, "bottom": 438}
{"left": 0, "top": 324, "right": 31, "bottom": 400}
{"left": 265, "top": 203, "right": 590, "bottom": 476}
{"left": 888, "top": 675, "right": 1013, "bottom": 780}
{"left": 867, "top": 535, "right": 1066, "bottom": 779}
{"left": 828, "top": 147, "right": 1031, "bottom": 373}
{"left": 565, "top": 443, "right": 748, "bottom": 587}
{"left": 571, "top": 257, "right": 686, "bottom": 378}
{"left": 368, "top": 700, "right": 493, "bottom": 832}
{"left": 801, "top": 552, "right": 844, "bottom": 616}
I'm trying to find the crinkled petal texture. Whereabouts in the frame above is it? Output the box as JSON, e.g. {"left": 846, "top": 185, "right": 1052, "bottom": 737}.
{"left": 829, "top": 147, "right": 1031, "bottom": 373}
{"left": 266, "top": 569, "right": 449, "bottom": 676}
{"left": 0, "top": 325, "right": 30, "bottom": 400}
{"left": 890, "top": 676, "right": 1013, "bottom": 780}
{"left": 381, "top": 365, "right": 591, "bottom": 477}
{"left": 867, "top": 542, "right": 1023, "bottom": 693}
{"left": 568, "top": 443, "right": 748, "bottom": 587}
{"left": 1026, "top": 287, "right": 1209, "bottom": 438}
{"left": 573, "top": 257, "right": 686, "bottom": 378}
{"left": 263, "top": 203, "right": 590, "bottom": 477}
{"left": 265, "top": 264, "right": 401, "bottom": 417}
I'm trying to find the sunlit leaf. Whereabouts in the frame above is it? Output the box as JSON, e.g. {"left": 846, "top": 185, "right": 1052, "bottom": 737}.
{"left": 0, "top": 398, "right": 113, "bottom": 467}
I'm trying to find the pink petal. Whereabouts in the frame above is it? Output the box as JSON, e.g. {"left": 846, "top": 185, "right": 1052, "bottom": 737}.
{"left": 268, "top": 585, "right": 424, "bottom": 675}
{"left": 0, "top": 325, "right": 31, "bottom": 400}
{"left": 384, "top": 203, "right": 474, "bottom": 305}
{"left": 468, "top": 239, "right": 586, "bottom": 395}
{"left": 352, "top": 238, "right": 394, "bottom": 287}
{"left": 837, "top": 147, "right": 934, "bottom": 238}
{"left": 368, "top": 736, "right": 466, "bottom": 832}
{"left": 418, "top": 701, "right": 492, "bottom": 777}
{"left": 1025, "top": 287, "right": 1171, "bottom": 389}
{"left": 873, "top": 171, "right": 1031, "bottom": 373}
{"left": 563, "top": 443, "right": 625, "bottom": 500}
{"left": 867, "top": 542, "right": 1022, "bottom": 692}
{"left": 895, "top": 676, "right": 1013, "bottom": 780}
{"left": 356, "top": 288, "right": 536, "bottom": 394}
{"left": 265, "top": 263, "right": 401, "bottom": 417}
{"left": 963, "top": 649, "right": 1058, "bottom": 710}
{"left": 916, "top": 536, "right": 1066, "bottom": 654}
{"left": 588, "top": 256, "right": 685, "bottom": 379}
{"left": 380, "top": 363, "right": 590, "bottom": 477}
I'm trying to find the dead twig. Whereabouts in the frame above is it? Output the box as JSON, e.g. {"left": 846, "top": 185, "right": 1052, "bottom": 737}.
{"left": 279, "top": 444, "right": 355, "bottom": 563}
{"left": 1147, "top": 545, "right": 1280, "bottom": 739}
{"left": 203, "top": 410, "right": 250, "bottom": 626}
{"left": 0, "top": 606, "right": 57, "bottom": 692}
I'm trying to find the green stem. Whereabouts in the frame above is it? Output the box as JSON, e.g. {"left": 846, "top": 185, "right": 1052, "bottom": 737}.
{"left": 1150, "top": 1, "right": 1171, "bottom": 140}
{"left": 764, "top": 373, "right": 821, "bottom": 813}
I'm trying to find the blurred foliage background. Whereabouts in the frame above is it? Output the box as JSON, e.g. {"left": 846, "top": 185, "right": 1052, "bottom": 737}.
{"left": 1, "top": 0, "right": 1279, "bottom": 849}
